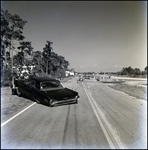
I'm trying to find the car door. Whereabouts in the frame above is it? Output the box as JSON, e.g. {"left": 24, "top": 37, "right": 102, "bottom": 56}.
{"left": 29, "top": 79, "right": 37, "bottom": 100}
{"left": 22, "top": 79, "right": 32, "bottom": 98}
{"left": 32, "top": 81, "right": 49, "bottom": 104}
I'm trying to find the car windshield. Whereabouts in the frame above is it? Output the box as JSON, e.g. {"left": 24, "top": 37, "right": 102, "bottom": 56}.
{"left": 40, "top": 81, "right": 63, "bottom": 90}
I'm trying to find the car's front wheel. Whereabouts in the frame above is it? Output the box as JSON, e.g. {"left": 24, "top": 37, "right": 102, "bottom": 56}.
{"left": 34, "top": 96, "right": 41, "bottom": 104}
{"left": 49, "top": 99, "right": 54, "bottom": 107}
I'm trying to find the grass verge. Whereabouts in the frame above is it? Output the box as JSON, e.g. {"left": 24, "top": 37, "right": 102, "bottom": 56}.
{"left": 108, "top": 83, "right": 147, "bottom": 101}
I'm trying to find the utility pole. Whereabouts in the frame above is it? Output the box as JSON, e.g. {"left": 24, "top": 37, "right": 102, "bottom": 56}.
{"left": 10, "top": 40, "right": 15, "bottom": 88}
{"left": 11, "top": 40, "right": 16, "bottom": 75}
{"left": 11, "top": 43, "right": 13, "bottom": 74}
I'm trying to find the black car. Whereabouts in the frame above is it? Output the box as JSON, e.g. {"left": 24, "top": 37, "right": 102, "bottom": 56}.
{"left": 12, "top": 77, "right": 79, "bottom": 107}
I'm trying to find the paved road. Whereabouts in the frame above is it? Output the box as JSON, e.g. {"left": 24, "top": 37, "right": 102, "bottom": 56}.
{"left": 1, "top": 77, "right": 147, "bottom": 149}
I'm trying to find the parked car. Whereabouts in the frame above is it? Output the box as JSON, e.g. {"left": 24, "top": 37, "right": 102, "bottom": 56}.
{"left": 11, "top": 76, "right": 80, "bottom": 107}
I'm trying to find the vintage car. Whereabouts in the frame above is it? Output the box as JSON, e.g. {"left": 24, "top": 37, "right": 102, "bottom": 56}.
{"left": 12, "top": 77, "right": 79, "bottom": 107}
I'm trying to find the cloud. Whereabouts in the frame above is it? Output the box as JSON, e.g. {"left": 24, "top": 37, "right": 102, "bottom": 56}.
{"left": 92, "top": 64, "right": 97, "bottom": 67}
{"left": 72, "top": 65, "right": 77, "bottom": 67}
{"left": 104, "top": 66, "right": 110, "bottom": 68}
{"left": 80, "top": 65, "right": 86, "bottom": 68}
{"left": 114, "top": 65, "right": 118, "bottom": 67}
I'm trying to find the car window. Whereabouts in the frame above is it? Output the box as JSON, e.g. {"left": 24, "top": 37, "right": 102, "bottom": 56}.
{"left": 40, "top": 81, "right": 63, "bottom": 90}
{"left": 23, "top": 79, "right": 36, "bottom": 87}
{"left": 23, "top": 79, "right": 30, "bottom": 86}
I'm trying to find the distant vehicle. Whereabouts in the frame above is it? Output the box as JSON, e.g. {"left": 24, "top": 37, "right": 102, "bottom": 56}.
{"left": 78, "top": 75, "right": 84, "bottom": 81}
{"left": 79, "top": 78, "right": 83, "bottom": 81}
{"left": 11, "top": 77, "right": 80, "bottom": 107}
{"left": 96, "top": 78, "right": 100, "bottom": 81}
{"left": 96, "top": 76, "right": 103, "bottom": 81}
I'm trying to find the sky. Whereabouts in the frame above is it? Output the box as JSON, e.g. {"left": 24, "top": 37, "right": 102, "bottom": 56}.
{"left": 1, "top": 1, "right": 147, "bottom": 72}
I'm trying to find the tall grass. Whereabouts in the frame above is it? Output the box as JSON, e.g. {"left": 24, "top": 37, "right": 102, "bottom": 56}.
{"left": 108, "top": 84, "right": 147, "bottom": 101}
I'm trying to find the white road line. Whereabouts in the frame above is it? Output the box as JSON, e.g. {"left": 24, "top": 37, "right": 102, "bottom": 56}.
{"left": 83, "top": 85, "right": 115, "bottom": 149}
{"left": 87, "top": 87, "right": 126, "bottom": 149}
{"left": 82, "top": 82, "right": 126, "bottom": 149}
{"left": 1, "top": 102, "right": 36, "bottom": 127}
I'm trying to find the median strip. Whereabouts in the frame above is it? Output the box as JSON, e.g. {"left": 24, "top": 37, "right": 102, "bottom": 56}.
{"left": 82, "top": 82, "right": 126, "bottom": 149}
{"left": 1, "top": 102, "right": 36, "bottom": 127}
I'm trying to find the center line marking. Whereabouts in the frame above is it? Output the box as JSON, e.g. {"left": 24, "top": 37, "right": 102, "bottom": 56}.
{"left": 1, "top": 102, "right": 36, "bottom": 127}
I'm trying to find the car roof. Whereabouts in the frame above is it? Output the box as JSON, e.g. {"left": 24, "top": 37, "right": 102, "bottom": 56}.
{"left": 30, "top": 77, "right": 59, "bottom": 82}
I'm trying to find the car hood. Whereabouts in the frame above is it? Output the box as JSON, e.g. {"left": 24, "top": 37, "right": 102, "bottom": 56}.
{"left": 44, "top": 88, "right": 78, "bottom": 100}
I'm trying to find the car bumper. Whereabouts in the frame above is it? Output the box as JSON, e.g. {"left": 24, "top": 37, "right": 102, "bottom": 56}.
{"left": 52, "top": 96, "right": 79, "bottom": 106}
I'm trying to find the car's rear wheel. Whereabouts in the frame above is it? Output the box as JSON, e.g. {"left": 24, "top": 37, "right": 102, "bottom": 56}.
{"left": 34, "top": 96, "right": 41, "bottom": 104}
{"left": 12, "top": 89, "right": 16, "bottom": 95}
{"left": 16, "top": 87, "right": 22, "bottom": 97}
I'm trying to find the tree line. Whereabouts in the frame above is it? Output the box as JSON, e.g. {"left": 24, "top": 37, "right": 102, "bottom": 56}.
{"left": 100, "top": 66, "right": 147, "bottom": 77}
{"left": 117, "top": 66, "right": 147, "bottom": 77}
{"left": 1, "top": 8, "right": 70, "bottom": 85}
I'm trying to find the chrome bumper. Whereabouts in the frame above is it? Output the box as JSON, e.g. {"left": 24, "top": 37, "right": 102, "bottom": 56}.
{"left": 52, "top": 97, "right": 79, "bottom": 105}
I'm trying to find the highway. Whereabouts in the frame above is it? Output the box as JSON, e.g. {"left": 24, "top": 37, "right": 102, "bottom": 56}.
{"left": 1, "top": 77, "right": 147, "bottom": 149}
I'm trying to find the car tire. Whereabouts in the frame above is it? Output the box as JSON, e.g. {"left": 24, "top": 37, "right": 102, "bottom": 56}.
{"left": 16, "top": 87, "right": 22, "bottom": 97}
{"left": 12, "top": 89, "right": 16, "bottom": 95}
{"left": 34, "top": 96, "right": 41, "bottom": 104}
{"left": 49, "top": 99, "right": 54, "bottom": 107}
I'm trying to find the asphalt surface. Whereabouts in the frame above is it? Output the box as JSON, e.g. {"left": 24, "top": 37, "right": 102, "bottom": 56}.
{"left": 1, "top": 77, "right": 147, "bottom": 149}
